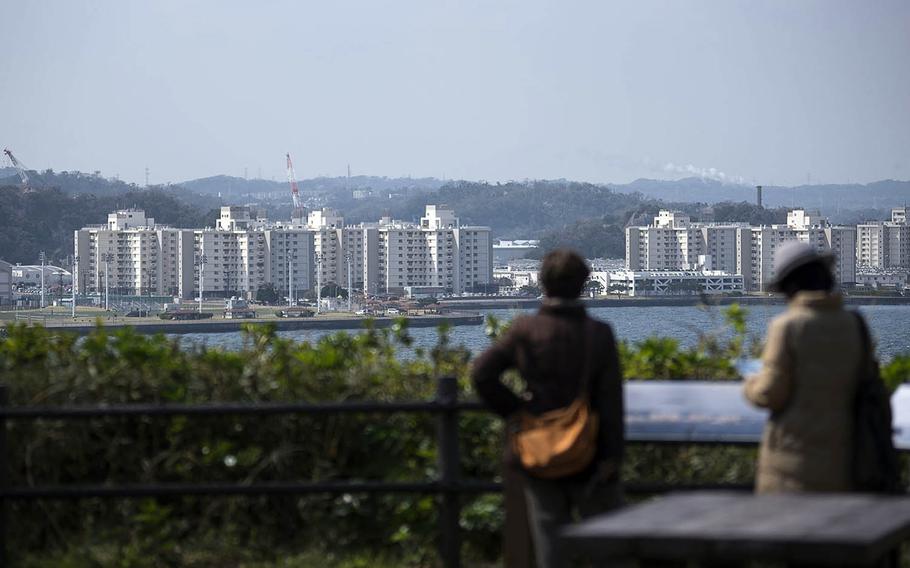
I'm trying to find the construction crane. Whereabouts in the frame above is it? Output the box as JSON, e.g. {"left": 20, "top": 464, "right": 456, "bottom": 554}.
{"left": 286, "top": 153, "right": 304, "bottom": 220}
{"left": 3, "top": 147, "right": 30, "bottom": 189}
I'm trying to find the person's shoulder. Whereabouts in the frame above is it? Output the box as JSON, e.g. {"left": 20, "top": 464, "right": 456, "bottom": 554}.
{"left": 768, "top": 308, "right": 806, "bottom": 340}
{"left": 587, "top": 315, "right": 616, "bottom": 338}
{"left": 504, "top": 314, "right": 534, "bottom": 335}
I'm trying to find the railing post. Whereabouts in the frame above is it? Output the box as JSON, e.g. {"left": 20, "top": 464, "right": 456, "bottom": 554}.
{"left": 436, "top": 376, "right": 461, "bottom": 568}
{"left": 0, "top": 385, "right": 8, "bottom": 566}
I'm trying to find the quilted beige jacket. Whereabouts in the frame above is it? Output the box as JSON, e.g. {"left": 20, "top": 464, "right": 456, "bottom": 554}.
{"left": 744, "top": 292, "right": 862, "bottom": 493}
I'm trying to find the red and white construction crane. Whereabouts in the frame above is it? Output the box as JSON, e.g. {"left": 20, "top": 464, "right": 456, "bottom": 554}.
{"left": 3, "top": 147, "right": 30, "bottom": 189}
{"left": 286, "top": 153, "right": 304, "bottom": 220}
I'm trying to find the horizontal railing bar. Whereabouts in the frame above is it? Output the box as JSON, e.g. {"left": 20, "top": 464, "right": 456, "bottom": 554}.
{"left": 0, "top": 480, "right": 755, "bottom": 501}
{"left": 0, "top": 479, "right": 502, "bottom": 500}
{"left": 0, "top": 400, "right": 488, "bottom": 419}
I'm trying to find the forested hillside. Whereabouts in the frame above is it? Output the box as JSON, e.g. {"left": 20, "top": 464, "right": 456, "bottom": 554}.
{"left": 0, "top": 186, "right": 218, "bottom": 264}
{"left": 336, "top": 180, "right": 654, "bottom": 237}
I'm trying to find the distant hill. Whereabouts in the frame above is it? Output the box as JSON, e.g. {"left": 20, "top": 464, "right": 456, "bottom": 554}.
{"left": 330, "top": 180, "right": 655, "bottom": 238}
{"left": 0, "top": 169, "right": 141, "bottom": 197}
{"left": 612, "top": 177, "right": 910, "bottom": 213}
{"left": 0, "top": 186, "right": 219, "bottom": 264}
{"left": 179, "top": 175, "right": 446, "bottom": 197}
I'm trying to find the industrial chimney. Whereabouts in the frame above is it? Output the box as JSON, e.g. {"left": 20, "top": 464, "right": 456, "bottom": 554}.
{"left": 756, "top": 185, "right": 763, "bottom": 208}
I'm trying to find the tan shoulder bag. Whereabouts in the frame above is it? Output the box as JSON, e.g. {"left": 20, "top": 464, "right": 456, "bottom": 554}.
{"left": 510, "top": 320, "right": 599, "bottom": 479}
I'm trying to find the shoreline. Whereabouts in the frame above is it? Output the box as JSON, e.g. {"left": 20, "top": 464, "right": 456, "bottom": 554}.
{"left": 35, "top": 312, "right": 485, "bottom": 336}
{"left": 439, "top": 295, "right": 910, "bottom": 310}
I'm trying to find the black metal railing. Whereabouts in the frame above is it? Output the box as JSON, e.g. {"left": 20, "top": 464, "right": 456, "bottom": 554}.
{"left": 0, "top": 378, "right": 497, "bottom": 568}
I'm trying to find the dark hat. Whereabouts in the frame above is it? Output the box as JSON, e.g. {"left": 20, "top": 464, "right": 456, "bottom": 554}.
{"left": 768, "top": 241, "right": 835, "bottom": 292}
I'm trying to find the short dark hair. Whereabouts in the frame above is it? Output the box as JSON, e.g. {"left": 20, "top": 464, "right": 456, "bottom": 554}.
{"left": 778, "top": 259, "right": 834, "bottom": 299}
{"left": 539, "top": 249, "right": 590, "bottom": 299}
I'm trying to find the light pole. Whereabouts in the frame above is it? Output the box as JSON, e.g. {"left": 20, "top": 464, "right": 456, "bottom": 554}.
{"left": 287, "top": 248, "right": 293, "bottom": 307}
{"left": 101, "top": 252, "right": 114, "bottom": 311}
{"left": 345, "top": 250, "right": 353, "bottom": 312}
{"left": 39, "top": 250, "right": 46, "bottom": 309}
{"left": 196, "top": 254, "right": 207, "bottom": 313}
{"left": 315, "top": 252, "right": 324, "bottom": 315}
{"left": 71, "top": 255, "right": 78, "bottom": 319}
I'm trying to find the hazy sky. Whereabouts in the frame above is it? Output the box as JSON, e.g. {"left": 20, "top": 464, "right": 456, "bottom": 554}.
{"left": 1, "top": 1, "right": 908, "bottom": 187}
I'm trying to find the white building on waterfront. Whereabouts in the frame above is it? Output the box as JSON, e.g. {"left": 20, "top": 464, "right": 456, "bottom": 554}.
{"left": 607, "top": 270, "right": 744, "bottom": 297}
{"left": 10, "top": 264, "right": 72, "bottom": 287}
{"left": 855, "top": 268, "right": 909, "bottom": 290}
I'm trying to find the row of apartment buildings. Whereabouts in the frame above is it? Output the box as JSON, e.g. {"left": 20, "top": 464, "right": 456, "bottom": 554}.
{"left": 74, "top": 205, "right": 493, "bottom": 299}
{"left": 626, "top": 207, "right": 909, "bottom": 291}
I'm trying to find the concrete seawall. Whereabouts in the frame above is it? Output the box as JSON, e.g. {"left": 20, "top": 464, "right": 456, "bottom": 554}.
{"left": 41, "top": 312, "right": 485, "bottom": 337}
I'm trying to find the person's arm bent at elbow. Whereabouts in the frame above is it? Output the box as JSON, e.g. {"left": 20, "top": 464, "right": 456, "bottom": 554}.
{"left": 471, "top": 325, "right": 524, "bottom": 418}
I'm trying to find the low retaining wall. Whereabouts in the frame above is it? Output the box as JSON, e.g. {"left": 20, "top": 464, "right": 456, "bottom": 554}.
{"left": 40, "top": 312, "right": 485, "bottom": 336}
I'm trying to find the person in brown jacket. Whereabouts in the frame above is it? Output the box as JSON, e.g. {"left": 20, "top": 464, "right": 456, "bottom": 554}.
{"left": 745, "top": 241, "right": 864, "bottom": 493}
{"left": 471, "top": 249, "right": 624, "bottom": 568}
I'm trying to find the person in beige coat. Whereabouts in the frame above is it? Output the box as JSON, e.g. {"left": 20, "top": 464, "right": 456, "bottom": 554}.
{"left": 745, "top": 241, "right": 864, "bottom": 493}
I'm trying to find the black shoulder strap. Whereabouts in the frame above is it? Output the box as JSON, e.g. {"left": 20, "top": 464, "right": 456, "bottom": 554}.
{"left": 579, "top": 318, "right": 597, "bottom": 397}
{"left": 852, "top": 311, "right": 873, "bottom": 380}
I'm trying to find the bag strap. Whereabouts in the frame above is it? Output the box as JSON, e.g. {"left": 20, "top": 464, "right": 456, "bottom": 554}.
{"left": 578, "top": 318, "right": 597, "bottom": 400}
{"left": 852, "top": 311, "right": 873, "bottom": 382}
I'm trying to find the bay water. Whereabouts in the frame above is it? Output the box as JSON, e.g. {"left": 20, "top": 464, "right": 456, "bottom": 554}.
{"left": 172, "top": 304, "right": 910, "bottom": 361}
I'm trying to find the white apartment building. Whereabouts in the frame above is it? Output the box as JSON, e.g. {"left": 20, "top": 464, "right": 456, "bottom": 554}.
{"left": 263, "top": 228, "right": 315, "bottom": 303}
{"left": 187, "top": 227, "right": 269, "bottom": 299}
{"left": 75, "top": 205, "right": 492, "bottom": 301}
{"left": 308, "top": 208, "right": 346, "bottom": 290}
{"left": 368, "top": 206, "right": 492, "bottom": 295}
{"left": 856, "top": 207, "right": 909, "bottom": 269}
{"left": 75, "top": 210, "right": 188, "bottom": 296}
{"left": 626, "top": 209, "right": 856, "bottom": 292}
{"left": 626, "top": 211, "right": 748, "bottom": 275}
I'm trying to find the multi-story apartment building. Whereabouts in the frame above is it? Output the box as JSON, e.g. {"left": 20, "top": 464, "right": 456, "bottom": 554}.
{"left": 626, "top": 209, "right": 856, "bottom": 292}
{"left": 308, "top": 208, "right": 346, "bottom": 289}
{"left": 856, "top": 207, "right": 909, "bottom": 270}
{"left": 75, "top": 210, "right": 190, "bottom": 296}
{"left": 75, "top": 204, "right": 492, "bottom": 301}
{"left": 372, "top": 206, "right": 492, "bottom": 294}
{"left": 626, "top": 211, "right": 749, "bottom": 274}
{"left": 262, "top": 228, "right": 315, "bottom": 303}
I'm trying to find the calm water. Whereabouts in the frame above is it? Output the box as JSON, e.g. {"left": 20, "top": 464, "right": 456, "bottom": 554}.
{"left": 173, "top": 304, "right": 910, "bottom": 361}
